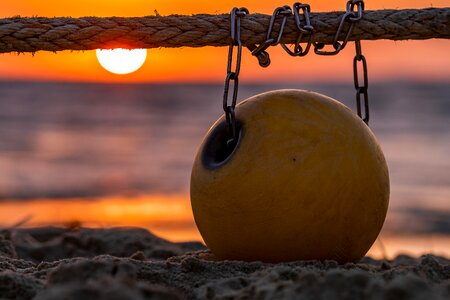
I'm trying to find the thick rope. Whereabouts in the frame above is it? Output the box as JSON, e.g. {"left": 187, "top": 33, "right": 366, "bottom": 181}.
{"left": 0, "top": 8, "right": 449, "bottom": 53}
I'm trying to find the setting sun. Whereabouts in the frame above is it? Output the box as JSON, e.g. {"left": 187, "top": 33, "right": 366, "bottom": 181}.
{"left": 96, "top": 48, "right": 147, "bottom": 75}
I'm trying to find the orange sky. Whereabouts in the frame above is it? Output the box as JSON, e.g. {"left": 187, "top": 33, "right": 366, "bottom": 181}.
{"left": 1, "top": 0, "right": 449, "bottom": 83}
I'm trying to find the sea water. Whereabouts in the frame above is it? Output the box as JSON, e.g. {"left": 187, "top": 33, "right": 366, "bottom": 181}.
{"left": 0, "top": 81, "right": 448, "bottom": 252}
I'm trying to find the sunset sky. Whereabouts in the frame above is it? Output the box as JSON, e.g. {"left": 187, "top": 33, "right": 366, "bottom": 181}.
{"left": 1, "top": 0, "right": 449, "bottom": 83}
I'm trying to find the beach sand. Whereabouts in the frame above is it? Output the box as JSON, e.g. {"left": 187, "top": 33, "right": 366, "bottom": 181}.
{"left": 0, "top": 227, "right": 448, "bottom": 300}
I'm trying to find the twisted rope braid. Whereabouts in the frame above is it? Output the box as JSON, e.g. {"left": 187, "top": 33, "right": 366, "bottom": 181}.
{"left": 0, "top": 8, "right": 449, "bottom": 53}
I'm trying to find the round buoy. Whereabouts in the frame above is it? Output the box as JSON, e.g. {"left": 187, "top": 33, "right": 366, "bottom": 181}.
{"left": 190, "top": 90, "right": 389, "bottom": 263}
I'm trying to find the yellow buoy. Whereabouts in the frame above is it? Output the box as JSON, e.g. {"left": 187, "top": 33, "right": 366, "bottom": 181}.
{"left": 190, "top": 90, "right": 389, "bottom": 263}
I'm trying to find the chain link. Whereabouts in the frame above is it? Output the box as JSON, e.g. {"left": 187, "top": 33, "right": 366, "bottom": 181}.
{"left": 353, "top": 40, "right": 369, "bottom": 124}
{"left": 314, "top": 0, "right": 364, "bottom": 55}
{"left": 223, "top": 7, "right": 248, "bottom": 146}
{"left": 249, "top": 5, "right": 292, "bottom": 67}
{"left": 281, "top": 3, "right": 314, "bottom": 57}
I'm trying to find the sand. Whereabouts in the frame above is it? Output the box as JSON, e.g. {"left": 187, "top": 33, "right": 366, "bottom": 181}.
{"left": 0, "top": 227, "right": 448, "bottom": 300}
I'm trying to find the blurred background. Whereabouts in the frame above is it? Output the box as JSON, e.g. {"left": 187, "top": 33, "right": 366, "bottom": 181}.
{"left": 0, "top": 1, "right": 449, "bottom": 259}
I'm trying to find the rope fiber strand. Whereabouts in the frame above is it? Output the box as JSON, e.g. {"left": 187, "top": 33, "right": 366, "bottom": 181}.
{"left": 0, "top": 8, "right": 449, "bottom": 53}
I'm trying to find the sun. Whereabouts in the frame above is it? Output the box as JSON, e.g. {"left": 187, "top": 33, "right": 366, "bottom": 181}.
{"left": 96, "top": 48, "right": 147, "bottom": 75}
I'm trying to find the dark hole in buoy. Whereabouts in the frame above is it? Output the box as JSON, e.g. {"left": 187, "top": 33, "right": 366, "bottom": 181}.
{"left": 201, "top": 120, "right": 243, "bottom": 169}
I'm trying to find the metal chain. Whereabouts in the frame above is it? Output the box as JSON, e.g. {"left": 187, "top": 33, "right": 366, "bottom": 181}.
{"left": 314, "top": 0, "right": 364, "bottom": 55}
{"left": 287, "top": 0, "right": 370, "bottom": 124}
{"left": 227, "top": 1, "right": 370, "bottom": 125}
{"left": 313, "top": 0, "right": 369, "bottom": 124}
{"left": 354, "top": 40, "right": 369, "bottom": 124}
{"left": 248, "top": 5, "right": 292, "bottom": 67}
{"left": 223, "top": 7, "right": 248, "bottom": 146}
{"left": 281, "top": 3, "right": 314, "bottom": 57}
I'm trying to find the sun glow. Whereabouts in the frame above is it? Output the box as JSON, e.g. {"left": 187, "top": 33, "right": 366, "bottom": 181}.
{"left": 96, "top": 48, "right": 147, "bottom": 75}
